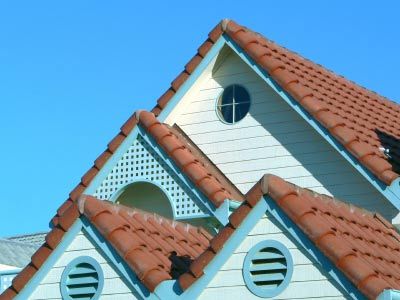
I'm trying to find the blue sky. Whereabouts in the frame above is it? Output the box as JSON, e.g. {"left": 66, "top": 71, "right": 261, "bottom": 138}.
{"left": 0, "top": 1, "right": 399, "bottom": 237}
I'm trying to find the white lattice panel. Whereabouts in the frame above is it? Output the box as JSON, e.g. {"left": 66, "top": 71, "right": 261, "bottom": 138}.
{"left": 93, "top": 135, "right": 205, "bottom": 219}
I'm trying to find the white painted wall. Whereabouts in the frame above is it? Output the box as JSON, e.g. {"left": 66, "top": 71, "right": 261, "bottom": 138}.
{"left": 0, "top": 264, "right": 18, "bottom": 271}
{"left": 30, "top": 230, "right": 139, "bottom": 300}
{"left": 199, "top": 214, "right": 348, "bottom": 300}
{"left": 167, "top": 47, "right": 397, "bottom": 222}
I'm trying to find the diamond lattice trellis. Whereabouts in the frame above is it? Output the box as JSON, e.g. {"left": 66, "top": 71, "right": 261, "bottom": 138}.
{"left": 93, "top": 135, "right": 205, "bottom": 219}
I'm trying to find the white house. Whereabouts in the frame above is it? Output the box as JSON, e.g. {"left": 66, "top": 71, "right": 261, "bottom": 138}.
{"left": 1, "top": 19, "right": 400, "bottom": 300}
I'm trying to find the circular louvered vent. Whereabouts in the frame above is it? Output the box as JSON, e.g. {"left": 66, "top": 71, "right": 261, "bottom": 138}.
{"left": 60, "top": 256, "right": 103, "bottom": 300}
{"left": 243, "top": 240, "right": 293, "bottom": 298}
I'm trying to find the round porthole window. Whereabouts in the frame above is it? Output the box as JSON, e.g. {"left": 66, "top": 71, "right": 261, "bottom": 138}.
{"left": 243, "top": 240, "right": 293, "bottom": 298}
{"left": 60, "top": 256, "right": 104, "bottom": 300}
{"left": 216, "top": 84, "right": 250, "bottom": 124}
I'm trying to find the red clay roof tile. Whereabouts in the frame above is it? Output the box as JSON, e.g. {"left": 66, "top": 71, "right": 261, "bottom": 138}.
{"left": 93, "top": 150, "right": 113, "bottom": 170}
{"left": 30, "top": 245, "right": 52, "bottom": 270}
{"left": 136, "top": 110, "right": 241, "bottom": 207}
{"left": 44, "top": 227, "right": 65, "bottom": 250}
{"left": 79, "top": 195, "right": 212, "bottom": 292}
{"left": 11, "top": 264, "right": 37, "bottom": 293}
{"left": 178, "top": 174, "right": 400, "bottom": 299}
{"left": 120, "top": 114, "right": 138, "bottom": 137}
{"left": 3, "top": 19, "right": 399, "bottom": 299}
{"left": 252, "top": 174, "right": 400, "bottom": 299}
{"left": 147, "top": 19, "right": 400, "bottom": 185}
{"left": 57, "top": 203, "right": 79, "bottom": 231}
{"left": 2, "top": 192, "right": 213, "bottom": 298}
{"left": 0, "top": 288, "right": 17, "bottom": 299}
{"left": 223, "top": 20, "right": 400, "bottom": 184}
{"left": 3, "top": 258, "right": 51, "bottom": 298}
{"left": 107, "top": 132, "right": 126, "bottom": 153}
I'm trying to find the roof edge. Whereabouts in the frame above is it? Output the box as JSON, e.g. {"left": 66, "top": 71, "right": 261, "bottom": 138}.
{"left": 135, "top": 110, "right": 236, "bottom": 207}
{"left": 222, "top": 20, "right": 399, "bottom": 186}
{"left": 246, "top": 173, "right": 399, "bottom": 299}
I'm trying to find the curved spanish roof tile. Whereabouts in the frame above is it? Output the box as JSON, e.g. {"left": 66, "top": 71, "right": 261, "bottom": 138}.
{"left": 3, "top": 176, "right": 400, "bottom": 299}
{"left": 0, "top": 196, "right": 213, "bottom": 298}
{"left": 179, "top": 174, "right": 400, "bottom": 299}
{"left": 78, "top": 195, "right": 212, "bottom": 292}
{"left": 152, "top": 19, "right": 400, "bottom": 185}
{"left": 2, "top": 19, "right": 399, "bottom": 300}
{"left": 51, "top": 18, "right": 399, "bottom": 233}
{"left": 135, "top": 110, "right": 242, "bottom": 207}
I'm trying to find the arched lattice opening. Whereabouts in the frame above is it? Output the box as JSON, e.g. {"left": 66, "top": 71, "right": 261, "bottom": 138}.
{"left": 114, "top": 180, "right": 174, "bottom": 219}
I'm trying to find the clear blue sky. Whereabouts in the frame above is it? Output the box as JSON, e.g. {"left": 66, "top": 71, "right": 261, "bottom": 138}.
{"left": 0, "top": 1, "right": 399, "bottom": 237}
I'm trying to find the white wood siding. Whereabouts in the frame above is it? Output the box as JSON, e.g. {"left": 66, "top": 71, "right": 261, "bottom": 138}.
{"left": 168, "top": 48, "right": 397, "bottom": 222}
{"left": 0, "top": 264, "right": 18, "bottom": 271}
{"left": 199, "top": 214, "right": 348, "bottom": 300}
{"left": 30, "top": 230, "right": 138, "bottom": 300}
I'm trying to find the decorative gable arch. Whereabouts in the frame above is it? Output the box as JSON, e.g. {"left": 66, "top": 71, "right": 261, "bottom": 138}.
{"left": 92, "top": 133, "right": 207, "bottom": 220}
{"left": 111, "top": 179, "right": 175, "bottom": 220}
{"left": 80, "top": 111, "right": 242, "bottom": 226}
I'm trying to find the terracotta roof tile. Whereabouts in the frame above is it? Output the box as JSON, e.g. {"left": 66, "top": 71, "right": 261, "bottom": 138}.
{"left": 0, "top": 288, "right": 17, "bottom": 299}
{"left": 1, "top": 203, "right": 77, "bottom": 299}
{"left": 45, "top": 20, "right": 252, "bottom": 234}
{"left": 223, "top": 20, "right": 400, "bottom": 184}
{"left": 3, "top": 19, "right": 399, "bottom": 299}
{"left": 30, "top": 245, "right": 52, "bottom": 270}
{"left": 79, "top": 195, "right": 212, "bottom": 292}
{"left": 178, "top": 174, "right": 400, "bottom": 299}
{"left": 135, "top": 110, "right": 242, "bottom": 207}
{"left": 11, "top": 264, "right": 37, "bottom": 293}
{"left": 0, "top": 192, "right": 216, "bottom": 298}
{"left": 148, "top": 19, "right": 400, "bottom": 185}
{"left": 57, "top": 204, "right": 79, "bottom": 231}
{"left": 249, "top": 174, "right": 400, "bottom": 299}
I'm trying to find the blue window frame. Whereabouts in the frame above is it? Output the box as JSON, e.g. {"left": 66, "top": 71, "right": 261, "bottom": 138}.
{"left": 60, "top": 256, "right": 104, "bottom": 300}
{"left": 243, "top": 240, "right": 293, "bottom": 298}
{"left": 216, "top": 84, "right": 251, "bottom": 124}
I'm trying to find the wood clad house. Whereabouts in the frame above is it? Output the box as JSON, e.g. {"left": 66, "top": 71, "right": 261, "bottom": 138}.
{"left": 1, "top": 19, "right": 400, "bottom": 300}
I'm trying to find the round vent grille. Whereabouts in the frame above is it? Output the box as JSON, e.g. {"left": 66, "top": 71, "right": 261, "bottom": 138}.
{"left": 60, "top": 256, "right": 103, "bottom": 300}
{"left": 243, "top": 240, "right": 293, "bottom": 298}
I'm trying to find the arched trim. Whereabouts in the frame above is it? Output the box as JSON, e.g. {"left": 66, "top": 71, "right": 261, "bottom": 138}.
{"left": 110, "top": 178, "right": 176, "bottom": 219}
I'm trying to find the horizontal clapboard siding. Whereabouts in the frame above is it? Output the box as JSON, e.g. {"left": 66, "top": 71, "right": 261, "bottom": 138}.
{"left": 170, "top": 49, "right": 396, "bottom": 222}
{"left": 199, "top": 215, "right": 347, "bottom": 299}
{"left": 30, "top": 231, "right": 138, "bottom": 300}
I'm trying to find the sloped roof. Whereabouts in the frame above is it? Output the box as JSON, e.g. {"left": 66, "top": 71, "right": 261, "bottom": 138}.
{"left": 3, "top": 177, "right": 400, "bottom": 299}
{"left": 0, "top": 239, "right": 39, "bottom": 268}
{"left": 179, "top": 174, "right": 400, "bottom": 299}
{"left": 0, "top": 202, "right": 80, "bottom": 299}
{"left": 0, "top": 109, "right": 241, "bottom": 299}
{"left": 2, "top": 19, "right": 400, "bottom": 300}
{"left": 136, "top": 110, "right": 243, "bottom": 206}
{"left": 0, "top": 195, "right": 212, "bottom": 298}
{"left": 152, "top": 19, "right": 400, "bottom": 185}
{"left": 49, "top": 109, "right": 242, "bottom": 230}
{"left": 6, "top": 232, "right": 47, "bottom": 246}
{"left": 78, "top": 195, "right": 212, "bottom": 291}
{"left": 50, "top": 18, "right": 399, "bottom": 236}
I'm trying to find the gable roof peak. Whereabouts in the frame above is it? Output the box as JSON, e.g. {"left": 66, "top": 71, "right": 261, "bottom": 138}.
{"left": 179, "top": 173, "right": 400, "bottom": 298}
{"left": 220, "top": 18, "right": 230, "bottom": 31}
{"left": 149, "top": 19, "right": 400, "bottom": 186}
{"left": 217, "top": 20, "right": 400, "bottom": 185}
{"left": 78, "top": 195, "right": 213, "bottom": 292}
{"left": 135, "top": 110, "right": 244, "bottom": 205}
